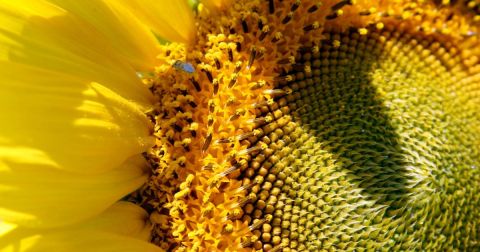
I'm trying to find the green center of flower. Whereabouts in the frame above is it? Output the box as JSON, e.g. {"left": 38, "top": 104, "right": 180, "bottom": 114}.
{"left": 238, "top": 27, "right": 480, "bottom": 251}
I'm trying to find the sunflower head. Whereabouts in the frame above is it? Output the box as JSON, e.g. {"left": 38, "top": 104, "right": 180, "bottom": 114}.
{"left": 135, "top": 0, "right": 480, "bottom": 251}
{"left": 1, "top": 0, "right": 479, "bottom": 251}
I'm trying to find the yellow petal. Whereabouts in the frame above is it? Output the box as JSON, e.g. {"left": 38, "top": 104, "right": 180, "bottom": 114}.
{"left": 108, "top": 0, "right": 195, "bottom": 44}
{"left": 46, "top": 0, "right": 164, "bottom": 70}
{"left": 0, "top": 223, "right": 15, "bottom": 238}
{"left": 0, "top": 0, "right": 155, "bottom": 105}
{"left": 78, "top": 201, "right": 152, "bottom": 240}
{"left": 0, "top": 155, "right": 149, "bottom": 228}
{"left": 0, "top": 202, "right": 164, "bottom": 252}
{"left": 0, "top": 63, "right": 154, "bottom": 174}
{"left": 0, "top": 232, "right": 165, "bottom": 252}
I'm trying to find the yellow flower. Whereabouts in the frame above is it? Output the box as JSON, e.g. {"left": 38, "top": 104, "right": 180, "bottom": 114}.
{"left": 1, "top": 0, "right": 480, "bottom": 251}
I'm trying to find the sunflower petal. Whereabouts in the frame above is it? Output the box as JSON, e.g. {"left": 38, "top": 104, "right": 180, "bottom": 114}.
{"left": 46, "top": 0, "right": 164, "bottom": 70}
{"left": 0, "top": 232, "right": 164, "bottom": 252}
{"left": 108, "top": 0, "right": 195, "bottom": 44}
{"left": 0, "top": 222, "right": 15, "bottom": 238}
{"left": 0, "top": 155, "right": 149, "bottom": 228}
{"left": 78, "top": 201, "right": 152, "bottom": 240}
{"left": 0, "top": 202, "right": 164, "bottom": 252}
{"left": 0, "top": 0, "right": 155, "bottom": 105}
{"left": 0, "top": 4, "right": 156, "bottom": 172}
{"left": 0, "top": 63, "right": 154, "bottom": 174}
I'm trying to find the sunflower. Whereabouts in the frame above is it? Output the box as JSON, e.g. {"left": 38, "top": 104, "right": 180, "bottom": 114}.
{"left": 1, "top": 0, "right": 479, "bottom": 251}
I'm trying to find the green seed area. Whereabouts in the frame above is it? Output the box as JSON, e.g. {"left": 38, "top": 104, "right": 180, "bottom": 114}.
{"left": 239, "top": 28, "right": 480, "bottom": 251}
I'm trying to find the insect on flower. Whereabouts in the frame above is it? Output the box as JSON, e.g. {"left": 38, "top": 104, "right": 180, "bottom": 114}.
{"left": 173, "top": 60, "right": 195, "bottom": 74}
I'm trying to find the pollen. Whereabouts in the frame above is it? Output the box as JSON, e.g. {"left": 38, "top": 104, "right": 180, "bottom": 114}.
{"left": 133, "top": 0, "right": 480, "bottom": 251}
